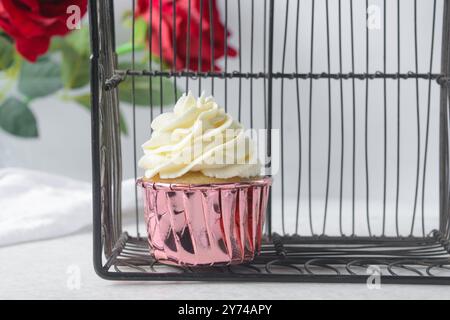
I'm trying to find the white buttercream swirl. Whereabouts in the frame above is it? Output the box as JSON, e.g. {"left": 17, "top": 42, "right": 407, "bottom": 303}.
{"left": 138, "top": 91, "right": 261, "bottom": 179}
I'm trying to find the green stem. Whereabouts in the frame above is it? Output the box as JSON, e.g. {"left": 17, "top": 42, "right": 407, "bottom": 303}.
{"left": 59, "top": 91, "right": 71, "bottom": 102}
{"left": 5, "top": 54, "right": 22, "bottom": 79}
{"left": 0, "top": 54, "right": 22, "bottom": 103}
{"left": 0, "top": 78, "right": 15, "bottom": 103}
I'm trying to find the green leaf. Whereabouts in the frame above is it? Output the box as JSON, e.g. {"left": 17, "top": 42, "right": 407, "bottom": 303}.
{"left": 119, "top": 76, "right": 180, "bottom": 107}
{"left": 0, "top": 97, "right": 38, "bottom": 138}
{"left": 122, "top": 17, "right": 148, "bottom": 44}
{"left": 0, "top": 35, "right": 14, "bottom": 71}
{"left": 118, "top": 110, "right": 128, "bottom": 136}
{"left": 116, "top": 17, "right": 148, "bottom": 56}
{"left": 72, "top": 94, "right": 128, "bottom": 135}
{"left": 135, "top": 18, "right": 148, "bottom": 45}
{"left": 118, "top": 62, "right": 180, "bottom": 107}
{"left": 60, "top": 46, "right": 90, "bottom": 89}
{"left": 49, "top": 30, "right": 90, "bottom": 89}
{"left": 65, "top": 27, "right": 90, "bottom": 55}
{"left": 18, "top": 58, "right": 62, "bottom": 99}
{"left": 116, "top": 42, "right": 145, "bottom": 55}
{"left": 51, "top": 27, "right": 90, "bottom": 55}
{"left": 49, "top": 36, "right": 66, "bottom": 53}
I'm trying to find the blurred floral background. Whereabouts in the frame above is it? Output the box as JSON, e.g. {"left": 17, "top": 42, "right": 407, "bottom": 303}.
{"left": 0, "top": 0, "right": 234, "bottom": 139}
{"left": 0, "top": 0, "right": 235, "bottom": 181}
{"left": 0, "top": 0, "right": 238, "bottom": 247}
{"left": 0, "top": 0, "right": 91, "bottom": 138}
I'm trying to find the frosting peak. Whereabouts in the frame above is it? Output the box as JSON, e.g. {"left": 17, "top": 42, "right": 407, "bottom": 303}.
{"left": 139, "top": 91, "right": 261, "bottom": 179}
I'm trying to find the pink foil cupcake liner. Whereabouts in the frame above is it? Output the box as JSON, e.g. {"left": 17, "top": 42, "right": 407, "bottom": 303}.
{"left": 138, "top": 177, "right": 272, "bottom": 266}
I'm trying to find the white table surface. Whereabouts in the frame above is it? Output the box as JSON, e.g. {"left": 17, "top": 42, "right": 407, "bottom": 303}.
{"left": 1, "top": 229, "right": 450, "bottom": 300}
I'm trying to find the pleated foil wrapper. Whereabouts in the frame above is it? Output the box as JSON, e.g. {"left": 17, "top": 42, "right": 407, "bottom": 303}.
{"left": 138, "top": 177, "right": 272, "bottom": 266}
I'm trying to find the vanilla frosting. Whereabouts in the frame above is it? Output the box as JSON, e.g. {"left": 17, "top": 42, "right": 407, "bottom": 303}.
{"left": 138, "top": 92, "right": 261, "bottom": 179}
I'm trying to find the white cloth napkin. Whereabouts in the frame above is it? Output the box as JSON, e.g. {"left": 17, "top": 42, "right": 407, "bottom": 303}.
{"left": 0, "top": 168, "right": 138, "bottom": 247}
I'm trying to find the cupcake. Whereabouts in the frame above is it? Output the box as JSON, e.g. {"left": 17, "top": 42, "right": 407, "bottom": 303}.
{"left": 138, "top": 92, "right": 271, "bottom": 266}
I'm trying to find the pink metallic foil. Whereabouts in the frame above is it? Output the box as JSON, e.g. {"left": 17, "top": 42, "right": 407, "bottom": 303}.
{"left": 138, "top": 177, "right": 272, "bottom": 266}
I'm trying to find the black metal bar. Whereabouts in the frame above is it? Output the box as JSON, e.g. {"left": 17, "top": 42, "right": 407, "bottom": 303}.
{"left": 131, "top": 0, "right": 139, "bottom": 238}
{"left": 440, "top": 0, "right": 450, "bottom": 236}
{"left": 237, "top": 0, "right": 242, "bottom": 122}
{"left": 395, "top": 0, "right": 401, "bottom": 237}
{"left": 422, "top": 0, "right": 438, "bottom": 237}
{"left": 365, "top": 0, "right": 372, "bottom": 237}
{"left": 158, "top": 0, "right": 163, "bottom": 113}
{"left": 185, "top": 0, "right": 191, "bottom": 89}
{"left": 110, "top": 0, "right": 122, "bottom": 245}
{"left": 280, "top": 0, "right": 289, "bottom": 235}
{"left": 266, "top": 0, "right": 274, "bottom": 238}
{"left": 250, "top": 0, "right": 255, "bottom": 130}
{"left": 209, "top": 0, "right": 214, "bottom": 94}
{"left": 263, "top": 0, "right": 267, "bottom": 129}
{"left": 322, "top": 0, "right": 331, "bottom": 236}
{"left": 338, "top": 0, "right": 344, "bottom": 237}
{"left": 89, "top": 0, "right": 104, "bottom": 277}
{"left": 148, "top": 0, "right": 154, "bottom": 130}
{"left": 350, "top": 0, "right": 356, "bottom": 236}
{"left": 382, "top": 0, "right": 387, "bottom": 236}
{"left": 109, "top": 0, "right": 116, "bottom": 51}
{"left": 224, "top": 0, "right": 228, "bottom": 112}
{"left": 105, "top": 71, "right": 448, "bottom": 86}
{"left": 410, "top": 0, "right": 421, "bottom": 236}
{"left": 308, "top": 0, "right": 315, "bottom": 236}
{"left": 198, "top": 0, "right": 203, "bottom": 95}
{"left": 93, "top": 270, "right": 450, "bottom": 284}
{"left": 294, "top": 0, "right": 301, "bottom": 235}
{"left": 172, "top": 0, "right": 177, "bottom": 100}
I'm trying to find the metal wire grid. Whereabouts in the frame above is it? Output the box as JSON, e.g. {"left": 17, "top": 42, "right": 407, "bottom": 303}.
{"left": 89, "top": 0, "right": 450, "bottom": 283}
{"left": 101, "top": 232, "right": 450, "bottom": 283}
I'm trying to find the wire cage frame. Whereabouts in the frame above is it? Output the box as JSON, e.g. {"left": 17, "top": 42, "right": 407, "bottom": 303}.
{"left": 89, "top": 0, "right": 450, "bottom": 284}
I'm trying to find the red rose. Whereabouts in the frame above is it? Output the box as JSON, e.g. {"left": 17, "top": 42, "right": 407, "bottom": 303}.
{"left": 136, "top": 0, "right": 237, "bottom": 71}
{"left": 0, "top": 0, "right": 88, "bottom": 62}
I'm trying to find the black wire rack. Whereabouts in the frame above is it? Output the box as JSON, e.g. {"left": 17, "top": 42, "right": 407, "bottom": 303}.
{"left": 89, "top": 0, "right": 450, "bottom": 284}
